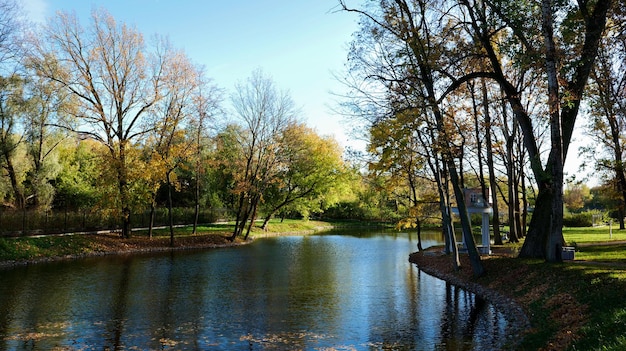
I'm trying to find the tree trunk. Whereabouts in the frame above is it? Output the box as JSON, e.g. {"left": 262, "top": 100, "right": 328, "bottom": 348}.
{"left": 607, "top": 109, "right": 626, "bottom": 229}
{"left": 3, "top": 152, "right": 24, "bottom": 209}
{"left": 261, "top": 213, "right": 272, "bottom": 231}
{"left": 230, "top": 192, "right": 247, "bottom": 241}
{"left": 193, "top": 173, "right": 200, "bottom": 235}
{"left": 519, "top": 186, "right": 556, "bottom": 258}
{"left": 439, "top": 170, "right": 460, "bottom": 270}
{"left": 244, "top": 195, "right": 261, "bottom": 241}
{"left": 167, "top": 171, "right": 175, "bottom": 247}
{"left": 416, "top": 216, "right": 423, "bottom": 251}
{"left": 448, "top": 160, "right": 485, "bottom": 277}
{"left": 542, "top": 0, "right": 565, "bottom": 263}
{"left": 117, "top": 143, "right": 131, "bottom": 239}
{"left": 506, "top": 132, "right": 519, "bottom": 243}
{"left": 483, "top": 78, "right": 502, "bottom": 244}
{"left": 521, "top": 164, "right": 529, "bottom": 236}
{"left": 148, "top": 200, "right": 155, "bottom": 239}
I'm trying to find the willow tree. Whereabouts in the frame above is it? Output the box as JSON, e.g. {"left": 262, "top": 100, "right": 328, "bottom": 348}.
{"left": 259, "top": 122, "right": 346, "bottom": 229}
{"left": 28, "top": 9, "right": 168, "bottom": 237}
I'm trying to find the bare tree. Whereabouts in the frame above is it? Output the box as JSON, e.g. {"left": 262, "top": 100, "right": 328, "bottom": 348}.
{"left": 0, "top": 0, "right": 23, "bottom": 68}
{"left": 229, "top": 69, "right": 296, "bottom": 241}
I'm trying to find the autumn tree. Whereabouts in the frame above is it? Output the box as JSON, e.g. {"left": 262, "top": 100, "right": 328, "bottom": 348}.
{"left": 0, "top": 74, "right": 27, "bottom": 208}
{"left": 0, "top": 0, "right": 23, "bottom": 69}
{"left": 340, "top": 0, "right": 484, "bottom": 276}
{"left": 368, "top": 109, "right": 438, "bottom": 251}
{"left": 144, "top": 48, "right": 202, "bottom": 244}
{"left": 583, "top": 10, "right": 626, "bottom": 228}
{"left": 459, "top": 0, "right": 612, "bottom": 261}
{"left": 28, "top": 9, "right": 169, "bottom": 237}
{"left": 188, "top": 77, "right": 222, "bottom": 234}
{"left": 564, "top": 180, "right": 592, "bottom": 213}
{"left": 229, "top": 69, "right": 297, "bottom": 241}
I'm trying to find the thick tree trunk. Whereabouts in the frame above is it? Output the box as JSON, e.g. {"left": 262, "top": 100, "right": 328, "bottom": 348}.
{"left": 542, "top": 0, "right": 565, "bottom": 263}
{"left": 519, "top": 186, "right": 562, "bottom": 258}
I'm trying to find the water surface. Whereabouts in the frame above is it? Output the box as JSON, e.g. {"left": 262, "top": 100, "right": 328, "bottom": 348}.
{"left": 0, "top": 231, "right": 509, "bottom": 350}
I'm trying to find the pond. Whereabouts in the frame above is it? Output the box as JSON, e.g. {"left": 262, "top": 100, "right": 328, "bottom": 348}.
{"left": 0, "top": 230, "right": 511, "bottom": 350}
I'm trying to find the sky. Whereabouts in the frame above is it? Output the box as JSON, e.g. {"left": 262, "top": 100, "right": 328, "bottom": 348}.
{"left": 21, "top": 0, "right": 361, "bottom": 148}
{"left": 19, "top": 0, "right": 592, "bottom": 183}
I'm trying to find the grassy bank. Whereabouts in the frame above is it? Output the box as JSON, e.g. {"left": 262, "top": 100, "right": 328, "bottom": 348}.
{"left": 0, "top": 219, "right": 343, "bottom": 263}
{"left": 411, "top": 225, "right": 626, "bottom": 350}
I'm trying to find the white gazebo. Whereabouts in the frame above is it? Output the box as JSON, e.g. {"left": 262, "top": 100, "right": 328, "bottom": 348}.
{"left": 454, "top": 187, "right": 493, "bottom": 254}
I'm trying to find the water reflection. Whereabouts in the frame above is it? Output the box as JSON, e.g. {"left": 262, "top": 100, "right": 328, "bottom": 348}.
{"left": 0, "top": 231, "right": 509, "bottom": 350}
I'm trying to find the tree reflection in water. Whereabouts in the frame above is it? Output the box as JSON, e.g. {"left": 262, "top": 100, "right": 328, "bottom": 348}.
{"left": 0, "top": 232, "right": 510, "bottom": 350}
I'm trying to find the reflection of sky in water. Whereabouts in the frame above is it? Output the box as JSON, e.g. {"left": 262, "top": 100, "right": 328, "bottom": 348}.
{"left": 0, "top": 231, "right": 508, "bottom": 350}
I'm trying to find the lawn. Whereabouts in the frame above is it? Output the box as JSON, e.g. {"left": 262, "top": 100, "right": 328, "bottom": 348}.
{"left": 563, "top": 225, "right": 626, "bottom": 244}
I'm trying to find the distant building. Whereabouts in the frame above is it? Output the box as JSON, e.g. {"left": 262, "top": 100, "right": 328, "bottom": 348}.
{"left": 464, "top": 187, "right": 491, "bottom": 209}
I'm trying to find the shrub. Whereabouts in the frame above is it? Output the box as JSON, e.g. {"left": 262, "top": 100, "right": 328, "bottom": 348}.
{"left": 564, "top": 210, "right": 607, "bottom": 227}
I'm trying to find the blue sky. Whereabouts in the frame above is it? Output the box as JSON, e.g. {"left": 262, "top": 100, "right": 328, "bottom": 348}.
{"left": 22, "top": 0, "right": 360, "bottom": 147}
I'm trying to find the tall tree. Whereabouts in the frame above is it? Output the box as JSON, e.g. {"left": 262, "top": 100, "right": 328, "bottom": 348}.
{"left": 0, "top": 74, "right": 27, "bottom": 208}
{"left": 0, "top": 0, "right": 22, "bottom": 69}
{"left": 340, "top": 0, "right": 485, "bottom": 276}
{"left": 28, "top": 9, "right": 168, "bottom": 237}
{"left": 461, "top": 0, "right": 612, "bottom": 261}
{"left": 584, "top": 13, "right": 626, "bottom": 228}
{"left": 22, "top": 73, "right": 75, "bottom": 210}
{"left": 229, "top": 69, "right": 296, "bottom": 241}
{"left": 145, "top": 48, "right": 201, "bottom": 245}
{"left": 189, "top": 77, "right": 222, "bottom": 234}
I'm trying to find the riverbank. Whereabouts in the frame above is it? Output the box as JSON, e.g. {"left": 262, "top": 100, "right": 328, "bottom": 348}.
{"left": 0, "top": 233, "right": 250, "bottom": 269}
{"left": 410, "top": 245, "right": 626, "bottom": 351}
{"left": 0, "top": 220, "right": 345, "bottom": 269}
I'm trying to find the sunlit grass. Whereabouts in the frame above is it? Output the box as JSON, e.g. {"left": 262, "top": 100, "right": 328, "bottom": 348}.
{"left": 573, "top": 244, "right": 626, "bottom": 263}
{"left": 133, "top": 223, "right": 235, "bottom": 237}
{"left": 563, "top": 225, "right": 626, "bottom": 244}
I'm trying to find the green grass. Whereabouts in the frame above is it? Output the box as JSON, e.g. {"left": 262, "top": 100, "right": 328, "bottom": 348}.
{"left": 563, "top": 225, "right": 626, "bottom": 244}
{"left": 0, "top": 235, "right": 95, "bottom": 261}
{"left": 573, "top": 244, "right": 626, "bottom": 263}
{"left": 562, "top": 264, "right": 626, "bottom": 350}
{"left": 133, "top": 223, "right": 235, "bottom": 237}
{"left": 0, "top": 219, "right": 339, "bottom": 262}
{"left": 513, "top": 225, "right": 626, "bottom": 350}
